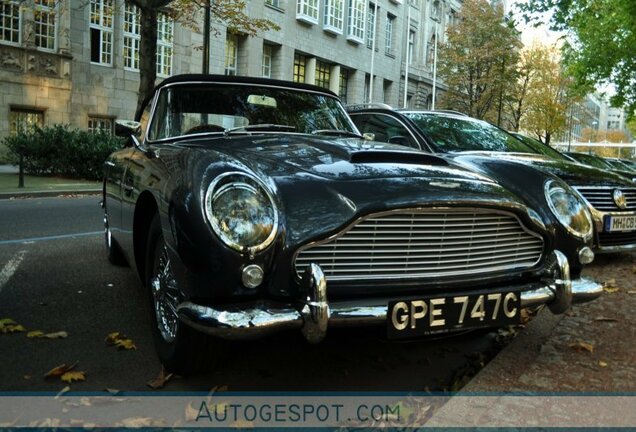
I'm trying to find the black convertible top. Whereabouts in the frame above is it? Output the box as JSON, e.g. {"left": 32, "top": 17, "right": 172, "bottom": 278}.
{"left": 155, "top": 74, "right": 338, "bottom": 97}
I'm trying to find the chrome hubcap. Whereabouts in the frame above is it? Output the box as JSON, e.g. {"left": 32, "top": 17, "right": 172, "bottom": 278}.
{"left": 104, "top": 214, "right": 112, "bottom": 248}
{"left": 151, "top": 244, "right": 179, "bottom": 342}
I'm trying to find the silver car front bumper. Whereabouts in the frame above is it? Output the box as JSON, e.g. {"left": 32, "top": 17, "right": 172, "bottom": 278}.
{"left": 177, "top": 250, "right": 602, "bottom": 343}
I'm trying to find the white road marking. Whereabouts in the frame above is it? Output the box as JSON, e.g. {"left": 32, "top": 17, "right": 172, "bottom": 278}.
{"left": 0, "top": 250, "right": 27, "bottom": 294}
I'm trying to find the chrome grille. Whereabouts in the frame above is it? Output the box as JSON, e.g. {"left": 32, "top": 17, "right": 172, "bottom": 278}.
{"left": 294, "top": 209, "right": 544, "bottom": 281}
{"left": 574, "top": 186, "right": 636, "bottom": 211}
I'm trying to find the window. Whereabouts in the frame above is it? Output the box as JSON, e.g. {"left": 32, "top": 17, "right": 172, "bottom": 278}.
{"left": 293, "top": 53, "right": 306, "bottom": 83}
{"left": 385, "top": 14, "right": 394, "bottom": 55}
{"left": 0, "top": 1, "right": 20, "bottom": 45}
{"left": 225, "top": 34, "right": 238, "bottom": 76}
{"left": 9, "top": 108, "right": 44, "bottom": 135}
{"left": 426, "top": 34, "right": 436, "bottom": 66}
{"left": 350, "top": 113, "right": 419, "bottom": 148}
{"left": 347, "top": 0, "right": 365, "bottom": 43}
{"left": 90, "top": 0, "right": 114, "bottom": 65}
{"left": 262, "top": 44, "right": 272, "bottom": 78}
{"left": 315, "top": 61, "right": 330, "bottom": 89}
{"left": 366, "top": 3, "right": 375, "bottom": 49}
{"left": 407, "top": 30, "right": 415, "bottom": 65}
{"left": 297, "top": 0, "right": 319, "bottom": 24}
{"left": 323, "top": 0, "right": 343, "bottom": 33}
{"left": 339, "top": 69, "right": 349, "bottom": 104}
{"left": 156, "top": 13, "right": 173, "bottom": 76}
{"left": 34, "top": 0, "right": 56, "bottom": 51}
{"left": 88, "top": 116, "right": 114, "bottom": 134}
{"left": 123, "top": 3, "right": 140, "bottom": 70}
{"left": 265, "top": 0, "right": 280, "bottom": 7}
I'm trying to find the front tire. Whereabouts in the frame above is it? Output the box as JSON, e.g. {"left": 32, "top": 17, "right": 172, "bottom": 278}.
{"left": 146, "top": 214, "right": 217, "bottom": 374}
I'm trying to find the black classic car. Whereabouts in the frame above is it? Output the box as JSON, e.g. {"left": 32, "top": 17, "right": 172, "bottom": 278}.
{"left": 348, "top": 107, "right": 636, "bottom": 253}
{"left": 104, "top": 75, "right": 601, "bottom": 372}
{"left": 565, "top": 151, "right": 636, "bottom": 180}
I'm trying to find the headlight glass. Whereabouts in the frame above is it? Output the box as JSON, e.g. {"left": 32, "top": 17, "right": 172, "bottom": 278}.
{"left": 545, "top": 180, "right": 593, "bottom": 239}
{"left": 205, "top": 173, "right": 278, "bottom": 252}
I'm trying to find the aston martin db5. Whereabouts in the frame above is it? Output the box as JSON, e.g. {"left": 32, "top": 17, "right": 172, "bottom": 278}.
{"left": 104, "top": 75, "right": 602, "bottom": 372}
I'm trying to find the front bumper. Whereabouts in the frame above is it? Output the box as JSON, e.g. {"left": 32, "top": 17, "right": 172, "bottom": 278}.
{"left": 591, "top": 210, "right": 636, "bottom": 253}
{"left": 177, "top": 250, "right": 602, "bottom": 343}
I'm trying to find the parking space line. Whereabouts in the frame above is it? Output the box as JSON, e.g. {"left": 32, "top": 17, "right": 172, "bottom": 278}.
{"left": 0, "top": 231, "right": 102, "bottom": 246}
{"left": 0, "top": 250, "right": 27, "bottom": 293}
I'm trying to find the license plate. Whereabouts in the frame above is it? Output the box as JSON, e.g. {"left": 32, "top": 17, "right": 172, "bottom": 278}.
{"left": 604, "top": 215, "right": 636, "bottom": 232}
{"left": 387, "top": 292, "right": 520, "bottom": 339}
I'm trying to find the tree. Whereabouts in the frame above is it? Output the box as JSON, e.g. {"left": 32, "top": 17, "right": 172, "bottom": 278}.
{"left": 504, "top": 45, "right": 544, "bottom": 131}
{"left": 437, "top": 0, "right": 521, "bottom": 121}
{"left": 519, "top": 0, "right": 636, "bottom": 117}
{"left": 131, "top": 0, "right": 278, "bottom": 118}
{"left": 520, "top": 45, "right": 574, "bottom": 146}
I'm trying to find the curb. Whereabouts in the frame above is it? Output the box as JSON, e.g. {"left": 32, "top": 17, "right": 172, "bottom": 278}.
{"left": 0, "top": 189, "right": 101, "bottom": 200}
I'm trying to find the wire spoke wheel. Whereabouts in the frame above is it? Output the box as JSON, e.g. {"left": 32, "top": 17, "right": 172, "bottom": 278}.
{"left": 151, "top": 243, "right": 180, "bottom": 343}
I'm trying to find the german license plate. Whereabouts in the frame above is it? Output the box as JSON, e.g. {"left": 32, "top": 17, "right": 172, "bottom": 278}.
{"left": 387, "top": 292, "right": 520, "bottom": 339}
{"left": 604, "top": 215, "right": 636, "bottom": 232}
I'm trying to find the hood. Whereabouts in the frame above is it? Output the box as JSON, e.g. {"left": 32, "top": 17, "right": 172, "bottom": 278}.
{"left": 163, "top": 136, "right": 551, "bottom": 247}
{"left": 448, "top": 151, "right": 635, "bottom": 187}
{"left": 180, "top": 134, "right": 498, "bottom": 183}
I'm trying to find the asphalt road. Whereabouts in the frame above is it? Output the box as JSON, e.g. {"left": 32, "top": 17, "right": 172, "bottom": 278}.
{"left": 0, "top": 196, "right": 498, "bottom": 392}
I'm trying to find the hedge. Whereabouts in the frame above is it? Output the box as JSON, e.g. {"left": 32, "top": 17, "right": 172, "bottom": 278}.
{"left": 3, "top": 125, "right": 124, "bottom": 180}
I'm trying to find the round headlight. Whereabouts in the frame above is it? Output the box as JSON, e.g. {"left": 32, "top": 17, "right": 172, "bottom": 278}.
{"left": 205, "top": 173, "right": 278, "bottom": 253}
{"left": 544, "top": 180, "right": 593, "bottom": 240}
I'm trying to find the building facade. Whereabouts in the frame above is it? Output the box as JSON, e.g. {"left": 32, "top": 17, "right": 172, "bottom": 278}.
{"left": 0, "top": 0, "right": 461, "bottom": 147}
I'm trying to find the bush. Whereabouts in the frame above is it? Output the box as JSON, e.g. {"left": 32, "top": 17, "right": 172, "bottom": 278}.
{"left": 3, "top": 125, "right": 124, "bottom": 180}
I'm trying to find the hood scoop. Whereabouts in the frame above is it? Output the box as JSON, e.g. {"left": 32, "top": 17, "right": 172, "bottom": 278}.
{"left": 350, "top": 150, "right": 448, "bottom": 166}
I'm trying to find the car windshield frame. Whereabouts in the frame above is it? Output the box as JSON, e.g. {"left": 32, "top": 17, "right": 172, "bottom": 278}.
{"left": 146, "top": 81, "right": 358, "bottom": 142}
{"left": 403, "top": 112, "right": 541, "bottom": 154}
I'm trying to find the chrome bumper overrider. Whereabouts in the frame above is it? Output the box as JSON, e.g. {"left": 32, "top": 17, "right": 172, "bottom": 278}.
{"left": 177, "top": 251, "right": 603, "bottom": 343}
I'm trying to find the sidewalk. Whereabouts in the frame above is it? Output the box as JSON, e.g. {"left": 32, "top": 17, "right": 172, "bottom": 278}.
{"left": 0, "top": 165, "right": 101, "bottom": 199}
{"left": 427, "top": 252, "right": 636, "bottom": 424}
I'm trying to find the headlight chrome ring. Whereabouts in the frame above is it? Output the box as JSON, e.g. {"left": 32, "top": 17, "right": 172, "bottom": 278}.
{"left": 205, "top": 172, "right": 279, "bottom": 254}
{"left": 544, "top": 179, "right": 593, "bottom": 240}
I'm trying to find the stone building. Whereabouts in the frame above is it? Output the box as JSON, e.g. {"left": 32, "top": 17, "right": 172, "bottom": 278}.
{"left": 0, "top": 0, "right": 461, "bottom": 148}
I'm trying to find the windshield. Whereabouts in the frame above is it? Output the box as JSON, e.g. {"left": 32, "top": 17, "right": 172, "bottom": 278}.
{"left": 404, "top": 112, "right": 537, "bottom": 153}
{"left": 567, "top": 153, "right": 615, "bottom": 170}
{"left": 512, "top": 133, "right": 570, "bottom": 161}
{"left": 148, "top": 83, "right": 357, "bottom": 141}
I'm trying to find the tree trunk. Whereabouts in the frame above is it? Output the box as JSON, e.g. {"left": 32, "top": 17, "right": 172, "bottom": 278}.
{"left": 136, "top": 7, "right": 159, "bottom": 120}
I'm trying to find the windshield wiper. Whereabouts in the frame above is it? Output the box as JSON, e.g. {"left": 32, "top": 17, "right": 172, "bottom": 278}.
{"left": 224, "top": 124, "right": 296, "bottom": 136}
{"left": 311, "top": 129, "right": 364, "bottom": 139}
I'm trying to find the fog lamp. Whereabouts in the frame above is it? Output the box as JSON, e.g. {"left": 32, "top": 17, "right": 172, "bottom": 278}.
{"left": 242, "top": 264, "right": 264, "bottom": 289}
{"left": 578, "top": 247, "right": 595, "bottom": 265}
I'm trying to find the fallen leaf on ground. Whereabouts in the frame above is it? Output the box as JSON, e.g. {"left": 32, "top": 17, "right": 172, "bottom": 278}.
{"left": 105, "top": 332, "right": 136, "bottom": 350}
{"left": 147, "top": 367, "right": 173, "bottom": 389}
{"left": 628, "top": 290, "right": 636, "bottom": 295}
{"left": 44, "top": 362, "right": 78, "bottom": 379}
{"left": 598, "top": 360, "right": 608, "bottom": 368}
{"left": 594, "top": 317, "right": 619, "bottom": 322}
{"left": 27, "top": 330, "right": 45, "bottom": 338}
{"left": 61, "top": 371, "right": 86, "bottom": 383}
{"left": 1, "top": 322, "right": 26, "bottom": 334}
{"left": 569, "top": 341, "right": 594, "bottom": 353}
{"left": 603, "top": 278, "right": 616, "bottom": 288}
{"left": 603, "top": 287, "right": 620, "bottom": 293}
{"left": 44, "top": 331, "right": 68, "bottom": 339}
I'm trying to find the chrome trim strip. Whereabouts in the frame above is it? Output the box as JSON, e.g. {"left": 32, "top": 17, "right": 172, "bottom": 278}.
{"left": 177, "top": 259, "right": 602, "bottom": 340}
{"left": 293, "top": 207, "right": 545, "bottom": 281}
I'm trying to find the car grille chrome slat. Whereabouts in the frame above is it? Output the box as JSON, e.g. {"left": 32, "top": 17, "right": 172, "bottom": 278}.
{"left": 294, "top": 210, "right": 544, "bottom": 281}
{"left": 574, "top": 186, "right": 636, "bottom": 211}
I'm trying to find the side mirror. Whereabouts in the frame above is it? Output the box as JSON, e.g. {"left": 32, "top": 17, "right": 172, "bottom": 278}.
{"left": 362, "top": 132, "right": 375, "bottom": 141}
{"left": 115, "top": 120, "right": 141, "bottom": 137}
